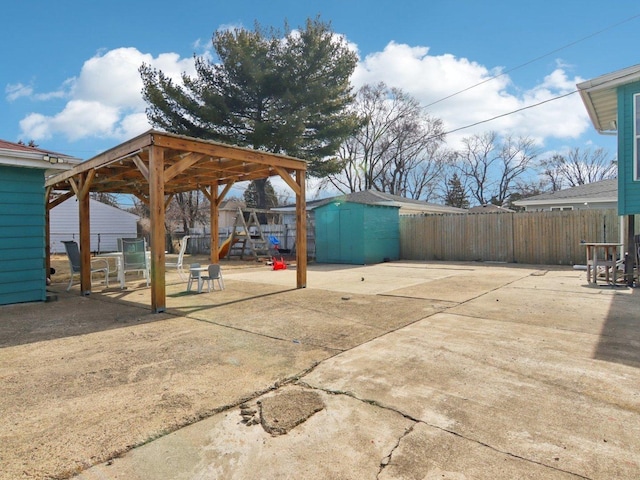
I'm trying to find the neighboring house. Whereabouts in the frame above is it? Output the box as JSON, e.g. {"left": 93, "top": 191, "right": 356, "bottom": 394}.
{"left": 219, "top": 199, "right": 245, "bottom": 230}
{"left": 512, "top": 179, "right": 617, "bottom": 212}
{"left": 273, "top": 189, "right": 467, "bottom": 224}
{"left": 577, "top": 64, "right": 640, "bottom": 254}
{"left": 578, "top": 64, "right": 640, "bottom": 216}
{"left": 50, "top": 198, "right": 140, "bottom": 253}
{"left": 0, "top": 139, "right": 80, "bottom": 305}
{"left": 468, "top": 204, "right": 515, "bottom": 213}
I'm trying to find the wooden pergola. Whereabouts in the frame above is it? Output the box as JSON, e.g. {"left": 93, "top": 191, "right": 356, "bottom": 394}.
{"left": 45, "top": 130, "right": 307, "bottom": 312}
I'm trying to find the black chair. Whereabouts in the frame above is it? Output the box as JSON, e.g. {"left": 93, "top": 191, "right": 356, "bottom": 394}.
{"left": 61, "top": 240, "right": 109, "bottom": 291}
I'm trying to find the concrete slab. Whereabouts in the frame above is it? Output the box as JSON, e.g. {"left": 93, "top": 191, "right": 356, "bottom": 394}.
{"left": 2, "top": 261, "right": 639, "bottom": 479}
{"left": 74, "top": 386, "right": 414, "bottom": 480}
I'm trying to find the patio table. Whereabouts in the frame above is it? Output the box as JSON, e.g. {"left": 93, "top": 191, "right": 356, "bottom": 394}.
{"left": 582, "top": 242, "right": 622, "bottom": 285}
{"left": 187, "top": 266, "right": 209, "bottom": 293}
{"left": 97, "top": 251, "right": 151, "bottom": 289}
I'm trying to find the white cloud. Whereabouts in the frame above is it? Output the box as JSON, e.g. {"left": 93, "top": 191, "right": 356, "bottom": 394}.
{"left": 19, "top": 47, "right": 197, "bottom": 143}
{"left": 352, "top": 41, "right": 592, "bottom": 148}
{"left": 6, "top": 82, "right": 33, "bottom": 101}
{"left": 17, "top": 39, "right": 593, "bottom": 154}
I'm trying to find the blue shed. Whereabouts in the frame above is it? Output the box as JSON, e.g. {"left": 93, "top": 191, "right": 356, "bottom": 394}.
{"left": 315, "top": 199, "right": 400, "bottom": 264}
{"left": 0, "top": 140, "right": 78, "bottom": 305}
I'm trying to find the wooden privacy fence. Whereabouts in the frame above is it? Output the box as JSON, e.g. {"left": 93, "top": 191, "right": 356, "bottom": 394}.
{"left": 400, "top": 209, "right": 630, "bottom": 266}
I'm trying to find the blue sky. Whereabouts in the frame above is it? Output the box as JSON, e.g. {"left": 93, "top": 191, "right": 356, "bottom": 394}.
{"left": 2, "top": 1, "right": 639, "bottom": 201}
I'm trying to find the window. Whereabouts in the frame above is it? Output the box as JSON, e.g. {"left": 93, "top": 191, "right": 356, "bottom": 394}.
{"left": 635, "top": 94, "right": 640, "bottom": 180}
{"left": 550, "top": 206, "right": 573, "bottom": 211}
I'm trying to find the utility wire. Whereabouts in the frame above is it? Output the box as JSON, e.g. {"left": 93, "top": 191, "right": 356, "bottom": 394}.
{"left": 442, "top": 90, "right": 579, "bottom": 136}
{"left": 423, "top": 13, "right": 640, "bottom": 109}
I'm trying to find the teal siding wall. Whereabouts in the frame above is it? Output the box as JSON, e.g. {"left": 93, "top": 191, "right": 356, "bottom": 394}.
{"left": 617, "top": 82, "right": 640, "bottom": 215}
{"left": 0, "top": 165, "right": 46, "bottom": 305}
{"left": 315, "top": 202, "right": 399, "bottom": 264}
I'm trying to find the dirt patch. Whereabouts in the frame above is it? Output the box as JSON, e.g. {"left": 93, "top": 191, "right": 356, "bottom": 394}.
{"left": 258, "top": 388, "right": 325, "bottom": 436}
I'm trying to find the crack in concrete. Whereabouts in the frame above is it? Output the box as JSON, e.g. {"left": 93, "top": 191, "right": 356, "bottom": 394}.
{"left": 297, "top": 382, "right": 593, "bottom": 480}
{"left": 376, "top": 423, "right": 416, "bottom": 479}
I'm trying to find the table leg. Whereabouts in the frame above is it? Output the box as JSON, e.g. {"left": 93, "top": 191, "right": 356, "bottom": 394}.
{"left": 116, "top": 257, "right": 125, "bottom": 289}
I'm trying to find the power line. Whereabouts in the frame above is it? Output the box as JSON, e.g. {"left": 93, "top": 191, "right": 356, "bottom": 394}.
{"left": 423, "top": 13, "right": 640, "bottom": 109}
{"left": 442, "top": 89, "right": 579, "bottom": 136}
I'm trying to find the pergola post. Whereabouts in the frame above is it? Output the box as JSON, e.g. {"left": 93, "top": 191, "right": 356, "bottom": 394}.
{"left": 78, "top": 182, "right": 91, "bottom": 295}
{"left": 210, "top": 181, "right": 219, "bottom": 263}
{"left": 148, "top": 145, "right": 166, "bottom": 312}
{"left": 296, "top": 169, "right": 307, "bottom": 288}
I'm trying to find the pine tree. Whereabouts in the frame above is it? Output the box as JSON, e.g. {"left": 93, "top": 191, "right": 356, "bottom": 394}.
{"left": 140, "top": 17, "right": 359, "bottom": 208}
{"left": 444, "top": 173, "right": 470, "bottom": 209}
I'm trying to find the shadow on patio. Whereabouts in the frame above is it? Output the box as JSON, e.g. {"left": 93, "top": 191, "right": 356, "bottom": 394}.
{"left": 594, "top": 285, "right": 640, "bottom": 368}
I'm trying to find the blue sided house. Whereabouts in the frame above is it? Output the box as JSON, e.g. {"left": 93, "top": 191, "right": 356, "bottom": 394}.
{"left": 578, "top": 64, "right": 640, "bottom": 216}
{"left": 0, "top": 140, "right": 79, "bottom": 305}
{"left": 578, "top": 64, "right": 640, "bottom": 257}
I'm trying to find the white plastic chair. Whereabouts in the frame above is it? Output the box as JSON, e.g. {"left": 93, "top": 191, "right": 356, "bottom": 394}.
{"left": 201, "top": 264, "right": 224, "bottom": 292}
{"left": 61, "top": 240, "right": 110, "bottom": 291}
{"left": 187, "top": 263, "right": 202, "bottom": 292}
{"left": 165, "top": 235, "right": 190, "bottom": 279}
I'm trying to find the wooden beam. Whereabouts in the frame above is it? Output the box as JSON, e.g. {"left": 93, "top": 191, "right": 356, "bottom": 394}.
{"left": 148, "top": 145, "right": 166, "bottom": 312}
{"left": 217, "top": 181, "right": 235, "bottom": 206}
{"left": 131, "top": 155, "right": 149, "bottom": 182}
{"left": 78, "top": 174, "right": 92, "bottom": 295}
{"left": 48, "top": 191, "right": 75, "bottom": 210}
{"left": 295, "top": 169, "right": 307, "bottom": 288}
{"left": 164, "top": 153, "right": 206, "bottom": 182}
{"left": 134, "top": 193, "right": 149, "bottom": 206}
{"left": 275, "top": 167, "right": 301, "bottom": 196}
{"left": 152, "top": 133, "right": 305, "bottom": 171}
{"left": 210, "top": 181, "right": 219, "bottom": 263}
{"left": 44, "top": 133, "right": 152, "bottom": 188}
{"left": 164, "top": 193, "right": 175, "bottom": 210}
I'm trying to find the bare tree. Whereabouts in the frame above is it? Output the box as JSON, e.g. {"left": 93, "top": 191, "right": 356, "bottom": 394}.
{"left": 166, "top": 191, "right": 209, "bottom": 234}
{"left": 540, "top": 147, "right": 617, "bottom": 190}
{"left": 457, "top": 131, "right": 538, "bottom": 205}
{"left": 327, "top": 82, "right": 449, "bottom": 199}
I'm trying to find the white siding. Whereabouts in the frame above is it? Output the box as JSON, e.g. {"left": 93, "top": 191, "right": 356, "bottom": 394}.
{"left": 50, "top": 199, "right": 139, "bottom": 253}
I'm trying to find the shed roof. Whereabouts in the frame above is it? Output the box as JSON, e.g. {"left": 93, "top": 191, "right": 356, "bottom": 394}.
{"left": 577, "top": 64, "right": 640, "bottom": 134}
{"left": 513, "top": 179, "right": 617, "bottom": 207}
{"left": 274, "top": 189, "right": 466, "bottom": 214}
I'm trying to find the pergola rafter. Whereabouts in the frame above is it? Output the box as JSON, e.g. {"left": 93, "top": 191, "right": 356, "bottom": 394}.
{"left": 45, "top": 130, "right": 307, "bottom": 312}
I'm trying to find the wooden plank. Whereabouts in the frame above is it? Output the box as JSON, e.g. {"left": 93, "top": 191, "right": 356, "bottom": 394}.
{"left": 78, "top": 176, "right": 91, "bottom": 295}
{"left": 45, "top": 133, "right": 152, "bottom": 187}
{"left": 210, "top": 181, "right": 219, "bottom": 263}
{"left": 148, "top": 145, "right": 166, "bottom": 313}
{"left": 296, "top": 169, "right": 307, "bottom": 288}
{"left": 152, "top": 133, "right": 306, "bottom": 171}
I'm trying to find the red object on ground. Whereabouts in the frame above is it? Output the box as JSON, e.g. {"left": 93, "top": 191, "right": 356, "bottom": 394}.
{"left": 272, "top": 257, "right": 287, "bottom": 270}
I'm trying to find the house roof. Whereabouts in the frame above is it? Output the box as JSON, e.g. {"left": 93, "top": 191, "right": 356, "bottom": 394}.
{"left": 513, "top": 179, "right": 618, "bottom": 207}
{"left": 0, "top": 138, "right": 80, "bottom": 173}
{"left": 274, "top": 189, "right": 467, "bottom": 214}
{"left": 468, "top": 204, "right": 514, "bottom": 213}
{"left": 577, "top": 64, "right": 640, "bottom": 134}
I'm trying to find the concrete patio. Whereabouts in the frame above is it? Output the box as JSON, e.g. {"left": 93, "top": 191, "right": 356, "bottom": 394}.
{"left": 1, "top": 261, "right": 638, "bottom": 479}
